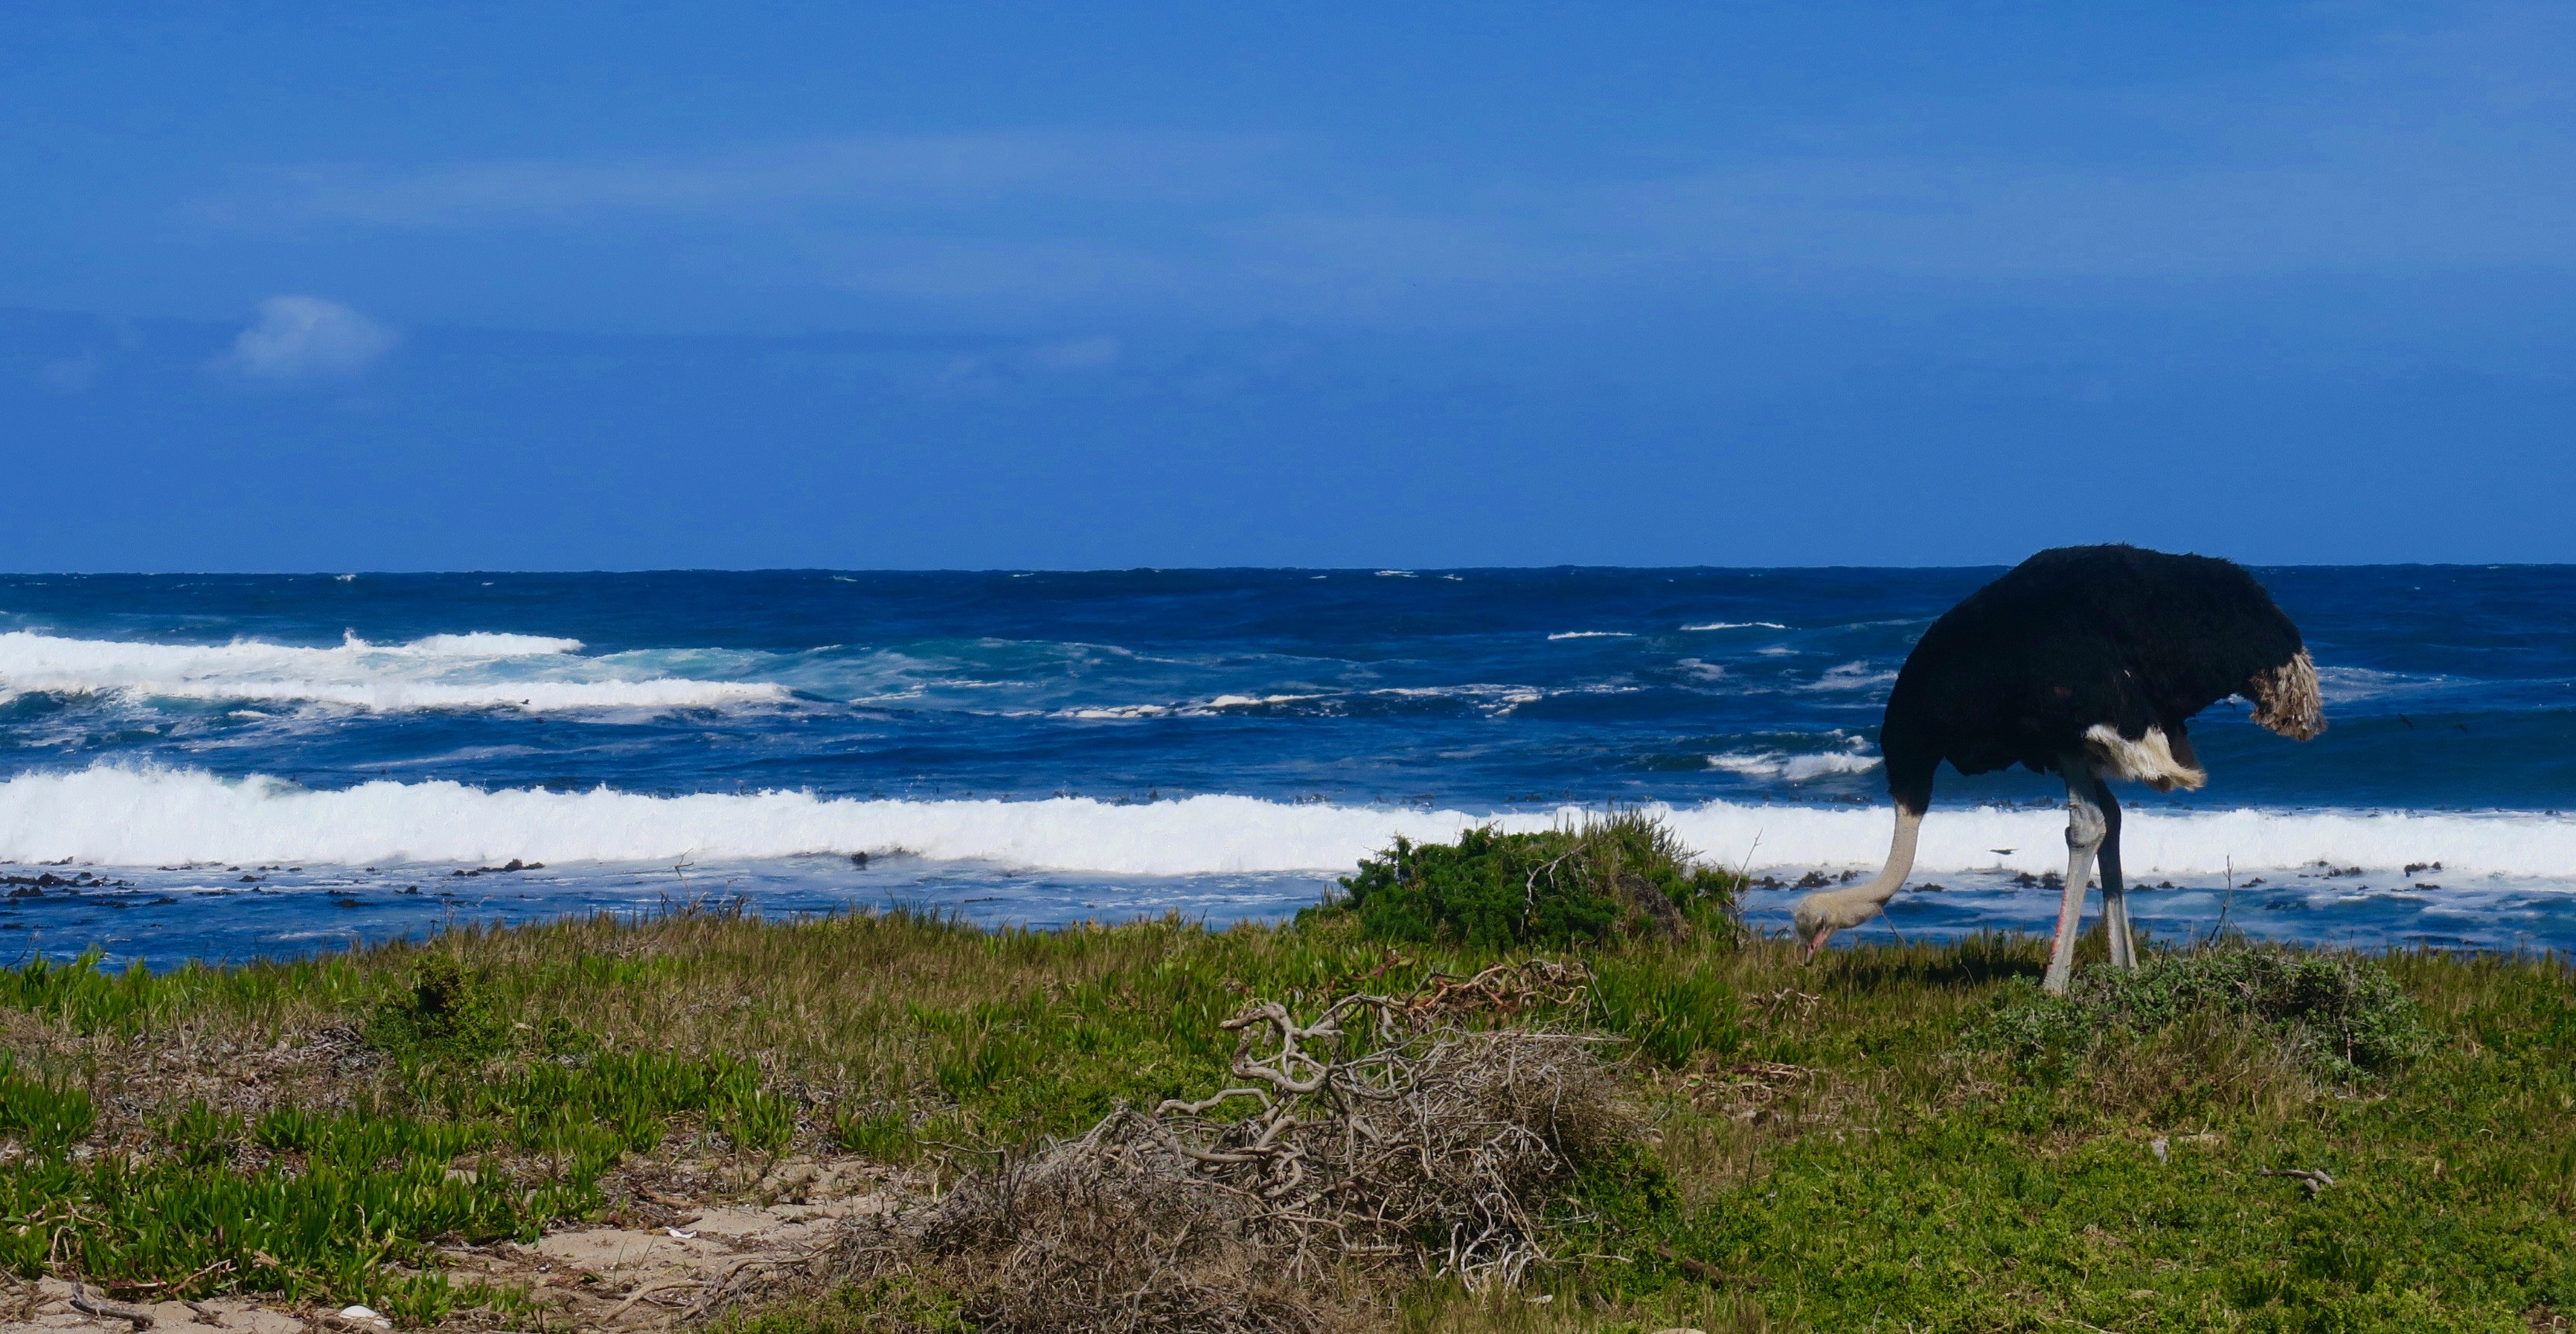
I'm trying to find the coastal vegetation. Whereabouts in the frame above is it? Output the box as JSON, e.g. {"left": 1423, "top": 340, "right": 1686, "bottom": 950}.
{"left": 0, "top": 818, "right": 2567, "bottom": 1332}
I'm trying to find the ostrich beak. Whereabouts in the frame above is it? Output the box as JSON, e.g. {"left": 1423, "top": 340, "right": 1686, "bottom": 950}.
{"left": 1801, "top": 926, "right": 1835, "bottom": 961}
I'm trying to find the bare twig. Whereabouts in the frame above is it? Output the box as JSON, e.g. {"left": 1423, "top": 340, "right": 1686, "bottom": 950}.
{"left": 604, "top": 1277, "right": 700, "bottom": 1321}
{"left": 70, "top": 1284, "right": 155, "bottom": 1329}
{"left": 1655, "top": 1243, "right": 1757, "bottom": 1287}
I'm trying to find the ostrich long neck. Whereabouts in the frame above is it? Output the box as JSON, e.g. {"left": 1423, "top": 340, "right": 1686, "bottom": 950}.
{"left": 1806, "top": 806, "right": 1924, "bottom": 928}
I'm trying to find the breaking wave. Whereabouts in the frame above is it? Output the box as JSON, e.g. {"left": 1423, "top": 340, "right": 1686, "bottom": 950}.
{"left": 1798, "top": 662, "right": 1898, "bottom": 692}
{"left": 1707, "top": 751, "right": 1884, "bottom": 781}
{"left": 5, "top": 765, "right": 2576, "bottom": 880}
{"left": 0, "top": 631, "right": 786, "bottom": 713}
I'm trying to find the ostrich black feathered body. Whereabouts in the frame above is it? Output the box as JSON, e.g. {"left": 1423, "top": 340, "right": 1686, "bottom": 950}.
{"left": 1878, "top": 545, "right": 2317, "bottom": 814}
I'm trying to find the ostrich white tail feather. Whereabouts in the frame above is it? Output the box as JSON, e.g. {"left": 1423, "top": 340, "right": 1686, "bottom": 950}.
{"left": 2083, "top": 724, "right": 2207, "bottom": 791}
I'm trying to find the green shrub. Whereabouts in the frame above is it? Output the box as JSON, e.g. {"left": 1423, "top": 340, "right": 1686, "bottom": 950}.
{"left": 833, "top": 1106, "right": 919, "bottom": 1163}
{"left": 0, "top": 1143, "right": 555, "bottom": 1308}
{"left": 364, "top": 954, "right": 509, "bottom": 1060}
{"left": 162, "top": 1100, "right": 245, "bottom": 1167}
{"left": 712, "top": 1070, "right": 798, "bottom": 1155}
{"left": 0, "top": 1046, "right": 791, "bottom": 1308}
{"left": 0, "top": 1054, "right": 93, "bottom": 1156}
{"left": 1316, "top": 812, "right": 1739, "bottom": 949}
{"left": 253, "top": 1105, "right": 495, "bottom": 1170}
{"left": 0, "top": 950, "right": 374, "bottom": 1035}
{"left": 1976, "top": 947, "right": 2429, "bottom": 1082}
{"left": 0, "top": 949, "right": 135, "bottom": 1028}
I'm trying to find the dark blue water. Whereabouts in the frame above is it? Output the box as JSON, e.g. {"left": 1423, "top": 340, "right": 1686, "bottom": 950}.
{"left": 2, "top": 565, "right": 2571, "bottom": 964}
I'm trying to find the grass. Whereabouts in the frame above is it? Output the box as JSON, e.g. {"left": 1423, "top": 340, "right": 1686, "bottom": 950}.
{"left": 0, "top": 927, "right": 825, "bottom": 1322}
{"left": 0, "top": 826, "right": 2567, "bottom": 1329}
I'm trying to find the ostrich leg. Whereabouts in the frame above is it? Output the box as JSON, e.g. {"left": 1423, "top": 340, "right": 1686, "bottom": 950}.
{"left": 2044, "top": 761, "right": 2108, "bottom": 994}
{"left": 2092, "top": 776, "right": 2135, "bottom": 970}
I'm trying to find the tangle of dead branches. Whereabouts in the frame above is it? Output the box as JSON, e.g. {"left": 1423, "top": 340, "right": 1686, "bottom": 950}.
{"left": 827, "top": 963, "right": 1629, "bottom": 1333}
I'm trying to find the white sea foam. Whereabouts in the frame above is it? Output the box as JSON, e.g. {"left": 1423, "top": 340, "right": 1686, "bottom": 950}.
{"left": 1666, "top": 802, "right": 2576, "bottom": 881}
{"left": 1057, "top": 693, "right": 1327, "bottom": 720}
{"left": 1708, "top": 732, "right": 1881, "bottom": 781}
{"left": 2316, "top": 665, "right": 2461, "bottom": 704}
{"left": 1547, "top": 631, "right": 1635, "bottom": 640}
{"left": 1061, "top": 703, "right": 1177, "bottom": 719}
{"left": 5, "top": 765, "right": 2574, "bottom": 880}
{"left": 1802, "top": 662, "right": 1897, "bottom": 692}
{"left": 1707, "top": 751, "right": 1884, "bottom": 781}
{"left": 1055, "top": 684, "right": 1611, "bottom": 720}
{"left": 0, "top": 630, "right": 785, "bottom": 713}
{"left": 1681, "top": 622, "right": 1788, "bottom": 631}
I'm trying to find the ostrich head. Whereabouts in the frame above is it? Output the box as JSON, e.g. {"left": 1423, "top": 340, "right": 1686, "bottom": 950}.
{"left": 1788, "top": 803, "right": 1923, "bottom": 959}
{"left": 2247, "top": 650, "right": 2326, "bottom": 741}
{"left": 1791, "top": 891, "right": 1871, "bottom": 958}
{"left": 1792, "top": 901, "right": 1854, "bottom": 963}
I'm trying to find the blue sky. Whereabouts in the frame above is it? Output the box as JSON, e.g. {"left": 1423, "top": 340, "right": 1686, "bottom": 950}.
{"left": 5, "top": 2, "right": 2573, "bottom": 570}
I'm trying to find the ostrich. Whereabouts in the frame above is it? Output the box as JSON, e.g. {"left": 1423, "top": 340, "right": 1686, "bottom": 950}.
{"left": 1791, "top": 545, "right": 2325, "bottom": 992}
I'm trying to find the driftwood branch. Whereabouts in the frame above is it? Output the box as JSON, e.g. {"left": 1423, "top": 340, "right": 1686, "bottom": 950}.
{"left": 70, "top": 1284, "right": 155, "bottom": 1329}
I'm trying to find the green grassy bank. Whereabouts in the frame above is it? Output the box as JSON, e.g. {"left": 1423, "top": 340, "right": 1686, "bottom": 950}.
{"left": 0, "top": 822, "right": 2571, "bottom": 1331}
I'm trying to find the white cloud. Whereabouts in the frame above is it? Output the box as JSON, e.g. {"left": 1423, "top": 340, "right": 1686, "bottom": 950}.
{"left": 203, "top": 130, "right": 1284, "bottom": 228}
{"left": 1027, "top": 335, "right": 1122, "bottom": 371}
{"left": 227, "top": 296, "right": 399, "bottom": 379}
{"left": 37, "top": 350, "right": 104, "bottom": 394}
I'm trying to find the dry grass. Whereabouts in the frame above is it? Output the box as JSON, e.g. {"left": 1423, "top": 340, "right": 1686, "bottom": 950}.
{"left": 798, "top": 972, "right": 1634, "bottom": 1334}
{"left": 0, "top": 1000, "right": 382, "bottom": 1154}
{"left": 852, "top": 1115, "right": 1350, "bottom": 1334}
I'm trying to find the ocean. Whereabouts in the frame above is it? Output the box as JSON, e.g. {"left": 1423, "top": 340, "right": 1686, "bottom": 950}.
{"left": 3, "top": 565, "right": 2573, "bottom": 967}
